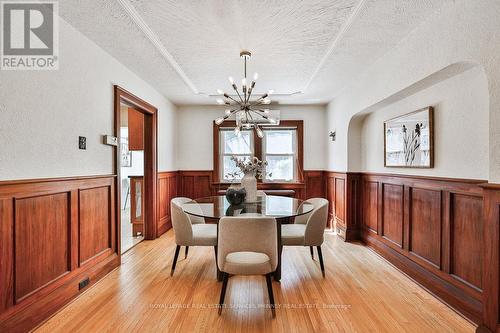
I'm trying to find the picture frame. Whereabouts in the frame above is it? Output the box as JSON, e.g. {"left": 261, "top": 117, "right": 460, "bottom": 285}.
{"left": 384, "top": 106, "right": 434, "bottom": 168}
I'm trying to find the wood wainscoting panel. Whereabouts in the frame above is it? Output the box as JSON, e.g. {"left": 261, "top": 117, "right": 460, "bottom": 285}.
{"left": 0, "top": 175, "right": 119, "bottom": 332}
{"left": 182, "top": 170, "right": 320, "bottom": 208}
{"left": 0, "top": 199, "right": 14, "bottom": 311}
{"left": 360, "top": 173, "right": 486, "bottom": 324}
{"left": 381, "top": 183, "right": 404, "bottom": 247}
{"left": 334, "top": 177, "right": 346, "bottom": 225}
{"left": 450, "top": 193, "right": 483, "bottom": 291}
{"left": 79, "top": 186, "right": 111, "bottom": 265}
{"left": 409, "top": 187, "right": 442, "bottom": 268}
{"left": 157, "top": 171, "right": 178, "bottom": 236}
{"left": 362, "top": 180, "right": 378, "bottom": 233}
{"left": 325, "top": 172, "right": 360, "bottom": 239}
{"left": 478, "top": 184, "right": 500, "bottom": 333}
{"left": 14, "top": 193, "right": 71, "bottom": 302}
{"left": 326, "top": 175, "right": 335, "bottom": 227}
{"left": 178, "top": 171, "right": 213, "bottom": 199}
{"left": 304, "top": 171, "right": 325, "bottom": 199}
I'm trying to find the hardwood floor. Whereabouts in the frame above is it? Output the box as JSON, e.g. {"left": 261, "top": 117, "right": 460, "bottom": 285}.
{"left": 36, "top": 231, "right": 475, "bottom": 333}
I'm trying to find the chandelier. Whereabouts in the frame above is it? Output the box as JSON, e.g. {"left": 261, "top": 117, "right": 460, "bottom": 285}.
{"left": 214, "top": 50, "right": 278, "bottom": 138}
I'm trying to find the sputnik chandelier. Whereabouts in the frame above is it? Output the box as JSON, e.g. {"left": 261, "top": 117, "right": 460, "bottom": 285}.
{"left": 214, "top": 50, "right": 277, "bottom": 138}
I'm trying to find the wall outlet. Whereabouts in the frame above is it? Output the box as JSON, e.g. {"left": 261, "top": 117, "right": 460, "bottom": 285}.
{"left": 79, "top": 277, "right": 90, "bottom": 290}
{"left": 79, "top": 136, "right": 86, "bottom": 150}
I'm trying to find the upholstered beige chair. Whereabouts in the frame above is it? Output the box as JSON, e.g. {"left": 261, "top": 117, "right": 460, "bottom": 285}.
{"left": 170, "top": 197, "right": 217, "bottom": 276}
{"left": 217, "top": 217, "right": 277, "bottom": 317}
{"left": 281, "top": 198, "right": 329, "bottom": 277}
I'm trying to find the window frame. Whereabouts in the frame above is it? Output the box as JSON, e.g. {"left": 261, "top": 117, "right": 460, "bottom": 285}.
{"left": 219, "top": 127, "right": 254, "bottom": 182}
{"left": 213, "top": 120, "right": 304, "bottom": 184}
{"left": 261, "top": 127, "right": 298, "bottom": 183}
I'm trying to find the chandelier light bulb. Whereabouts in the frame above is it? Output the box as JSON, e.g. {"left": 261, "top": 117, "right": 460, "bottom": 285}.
{"left": 228, "top": 76, "right": 234, "bottom": 84}
{"left": 262, "top": 98, "right": 271, "bottom": 105}
{"left": 253, "top": 72, "right": 259, "bottom": 80}
{"left": 268, "top": 118, "right": 277, "bottom": 124}
{"left": 216, "top": 98, "right": 225, "bottom": 105}
{"left": 245, "top": 123, "right": 251, "bottom": 129}
{"left": 216, "top": 89, "right": 224, "bottom": 95}
{"left": 225, "top": 109, "right": 231, "bottom": 115}
{"left": 215, "top": 117, "right": 225, "bottom": 125}
{"left": 268, "top": 89, "right": 275, "bottom": 95}
{"left": 256, "top": 126, "right": 264, "bottom": 138}
{"left": 242, "top": 78, "right": 247, "bottom": 87}
{"left": 263, "top": 109, "right": 270, "bottom": 114}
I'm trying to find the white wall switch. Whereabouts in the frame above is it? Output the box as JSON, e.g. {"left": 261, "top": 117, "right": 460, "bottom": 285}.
{"left": 104, "top": 135, "right": 118, "bottom": 146}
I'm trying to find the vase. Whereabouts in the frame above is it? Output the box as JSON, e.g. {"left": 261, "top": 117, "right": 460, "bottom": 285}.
{"left": 225, "top": 186, "right": 246, "bottom": 206}
{"left": 241, "top": 172, "right": 257, "bottom": 202}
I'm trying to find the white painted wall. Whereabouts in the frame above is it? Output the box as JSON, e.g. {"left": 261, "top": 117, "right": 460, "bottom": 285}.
{"left": 359, "top": 67, "right": 489, "bottom": 179}
{"left": 176, "top": 105, "right": 327, "bottom": 170}
{"left": 326, "top": 0, "right": 500, "bottom": 182}
{"left": 0, "top": 16, "right": 177, "bottom": 180}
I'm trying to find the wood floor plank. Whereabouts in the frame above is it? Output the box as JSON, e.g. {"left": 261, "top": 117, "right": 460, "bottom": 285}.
{"left": 36, "top": 231, "right": 475, "bottom": 333}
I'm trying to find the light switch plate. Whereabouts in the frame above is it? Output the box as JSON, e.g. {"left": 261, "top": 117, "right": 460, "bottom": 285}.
{"left": 104, "top": 135, "right": 118, "bottom": 146}
{"left": 79, "top": 136, "right": 86, "bottom": 150}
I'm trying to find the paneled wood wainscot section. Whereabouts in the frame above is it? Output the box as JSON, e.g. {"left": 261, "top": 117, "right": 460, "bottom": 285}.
{"left": 478, "top": 184, "right": 500, "bottom": 333}
{"left": 2, "top": 171, "right": 496, "bottom": 331}
{"left": 157, "top": 171, "right": 178, "bottom": 236}
{"left": 0, "top": 175, "right": 119, "bottom": 332}
{"left": 324, "top": 172, "right": 500, "bottom": 330}
{"left": 176, "top": 170, "right": 326, "bottom": 202}
{"left": 325, "top": 172, "right": 360, "bottom": 240}
{"left": 358, "top": 173, "right": 485, "bottom": 323}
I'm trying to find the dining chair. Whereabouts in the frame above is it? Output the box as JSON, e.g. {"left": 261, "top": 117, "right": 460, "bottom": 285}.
{"left": 170, "top": 197, "right": 217, "bottom": 276}
{"left": 217, "top": 217, "right": 277, "bottom": 317}
{"left": 281, "top": 198, "right": 329, "bottom": 277}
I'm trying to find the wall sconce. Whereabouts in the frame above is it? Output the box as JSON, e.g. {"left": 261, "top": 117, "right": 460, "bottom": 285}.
{"left": 329, "top": 131, "right": 336, "bottom": 142}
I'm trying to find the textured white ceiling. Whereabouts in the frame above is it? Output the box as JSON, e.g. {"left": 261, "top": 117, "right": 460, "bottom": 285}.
{"left": 59, "top": 0, "right": 450, "bottom": 105}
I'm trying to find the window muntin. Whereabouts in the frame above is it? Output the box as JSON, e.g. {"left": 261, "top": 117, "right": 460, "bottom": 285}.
{"left": 220, "top": 129, "right": 253, "bottom": 182}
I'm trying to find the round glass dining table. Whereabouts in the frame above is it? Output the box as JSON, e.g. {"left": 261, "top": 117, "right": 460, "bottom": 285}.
{"left": 181, "top": 195, "right": 314, "bottom": 281}
{"left": 182, "top": 195, "right": 314, "bottom": 220}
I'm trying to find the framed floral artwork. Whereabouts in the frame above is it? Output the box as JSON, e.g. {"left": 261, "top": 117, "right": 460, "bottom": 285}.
{"left": 384, "top": 107, "right": 434, "bottom": 168}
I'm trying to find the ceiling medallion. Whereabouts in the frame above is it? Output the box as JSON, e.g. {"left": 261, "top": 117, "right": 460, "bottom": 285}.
{"left": 214, "top": 50, "right": 278, "bottom": 138}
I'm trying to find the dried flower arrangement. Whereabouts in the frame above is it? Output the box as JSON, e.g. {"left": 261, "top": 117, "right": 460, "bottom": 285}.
{"left": 225, "top": 156, "right": 271, "bottom": 180}
{"left": 402, "top": 123, "right": 425, "bottom": 165}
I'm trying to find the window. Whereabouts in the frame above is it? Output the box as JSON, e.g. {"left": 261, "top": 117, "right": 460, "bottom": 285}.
{"left": 215, "top": 120, "right": 303, "bottom": 183}
{"left": 219, "top": 128, "right": 254, "bottom": 182}
{"left": 262, "top": 128, "right": 297, "bottom": 182}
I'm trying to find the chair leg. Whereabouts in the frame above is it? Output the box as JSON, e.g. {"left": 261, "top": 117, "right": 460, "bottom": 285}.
{"left": 309, "top": 246, "right": 314, "bottom": 260}
{"left": 214, "top": 246, "right": 223, "bottom": 281}
{"left": 184, "top": 246, "right": 189, "bottom": 259}
{"left": 317, "top": 246, "right": 325, "bottom": 277}
{"left": 170, "top": 245, "right": 181, "bottom": 276}
{"left": 218, "top": 272, "right": 229, "bottom": 315}
{"left": 265, "top": 273, "right": 276, "bottom": 318}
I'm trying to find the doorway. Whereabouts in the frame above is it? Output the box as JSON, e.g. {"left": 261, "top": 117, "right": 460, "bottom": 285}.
{"left": 114, "top": 86, "right": 158, "bottom": 256}
{"left": 120, "top": 105, "right": 145, "bottom": 253}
